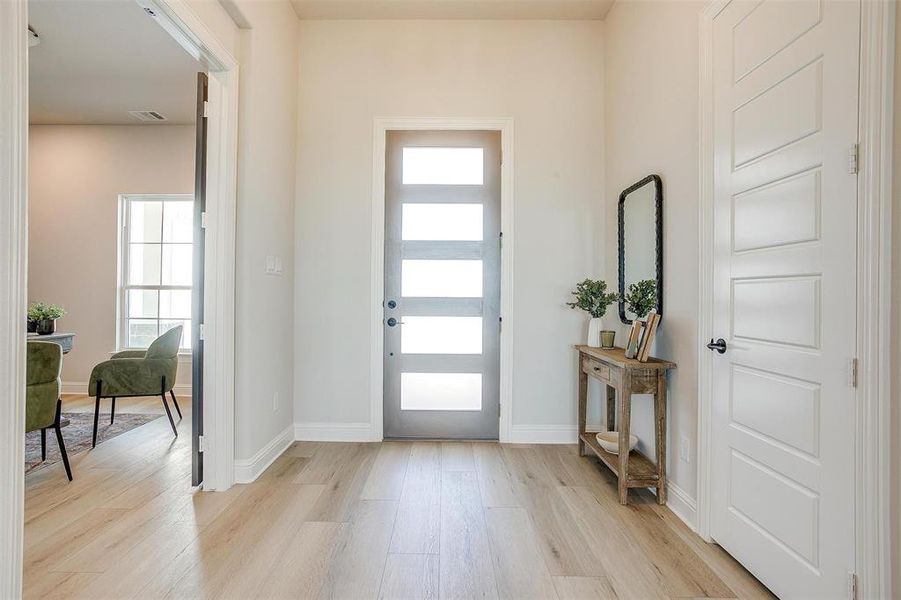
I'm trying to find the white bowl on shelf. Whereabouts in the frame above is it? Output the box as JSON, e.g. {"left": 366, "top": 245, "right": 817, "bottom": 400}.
{"left": 595, "top": 431, "right": 638, "bottom": 455}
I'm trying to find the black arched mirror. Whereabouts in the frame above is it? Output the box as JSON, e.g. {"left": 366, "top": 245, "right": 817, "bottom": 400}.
{"left": 618, "top": 174, "right": 663, "bottom": 324}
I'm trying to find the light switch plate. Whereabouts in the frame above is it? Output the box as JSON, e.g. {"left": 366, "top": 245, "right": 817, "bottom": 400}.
{"left": 265, "top": 255, "right": 283, "bottom": 275}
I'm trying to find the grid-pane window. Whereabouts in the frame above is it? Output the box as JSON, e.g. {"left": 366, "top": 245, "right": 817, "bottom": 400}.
{"left": 119, "top": 195, "right": 193, "bottom": 350}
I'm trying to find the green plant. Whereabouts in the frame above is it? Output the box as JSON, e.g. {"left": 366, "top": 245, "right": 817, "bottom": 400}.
{"left": 624, "top": 279, "right": 657, "bottom": 320}
{"left": 28, "top": 301, "right": 67, "bottom": 322}
{"left": 566, "top": 279, "right": 619, "bottom": 319}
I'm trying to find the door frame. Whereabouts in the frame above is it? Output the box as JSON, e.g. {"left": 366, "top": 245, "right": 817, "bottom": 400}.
{"left": 370, "top": 118, "right": 515, "bottom": 442}
{"left": 135, "top": 0, "right": 239, "bottom": 494}
{"left": 696, "top": 1, "right": 896, "bottom": 597}
{"left": 0, "top": 0, "right": 239, "bottom": 592}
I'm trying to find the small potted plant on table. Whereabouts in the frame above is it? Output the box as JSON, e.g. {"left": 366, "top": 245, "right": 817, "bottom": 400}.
{"left": 566, "top": 279, "right": 619, "bottom": 347}
{"left": 28, "top": 302, "right": 67, "bottom": 335}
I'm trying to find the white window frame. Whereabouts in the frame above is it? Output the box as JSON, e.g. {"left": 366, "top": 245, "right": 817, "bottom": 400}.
{"left": 117, "top": 193, "right": 194, "bottom": 353}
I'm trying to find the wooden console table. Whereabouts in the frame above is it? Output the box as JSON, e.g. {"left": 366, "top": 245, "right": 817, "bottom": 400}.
{"left": 575, "top": 345, "right": 676, "bottom": 505}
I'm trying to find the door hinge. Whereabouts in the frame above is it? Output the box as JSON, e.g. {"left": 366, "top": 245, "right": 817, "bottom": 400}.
{"left": 849, "top": 143, "right": 859, "bottom": 174}
{"left": 200, "top": 211, "right": 208, "bottom": 229}
{"left": 199, "top": 323, "right": 206, "bottom": 341}
{"left": 499, "top": 316, "right": 503, "bottom": 333}
{"left": 202, "top": 100, "right": 209, "bottom": 118}
{"left": 198, "top": 435, "right": 206, "bottom": 453}
{"left": 499, "top": 231, "right": 503, "bottom": 249}
{"left": 848, "top": 571, "right": 858, "bottom": 600}
{"left": 850, "top": 358, "right": 858, "bottom": 388}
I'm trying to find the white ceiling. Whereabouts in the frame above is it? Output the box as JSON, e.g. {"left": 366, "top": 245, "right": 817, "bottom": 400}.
{"left": 28, "top": 0, "right": 201, "bottom": 125}
{"left": 290, "top": 0, "right": 616, "bottom": 20}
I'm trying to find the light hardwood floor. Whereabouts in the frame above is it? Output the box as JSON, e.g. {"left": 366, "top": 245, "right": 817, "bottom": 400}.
{"left": 23, "top": 395, "right": 774, "bottom": 599}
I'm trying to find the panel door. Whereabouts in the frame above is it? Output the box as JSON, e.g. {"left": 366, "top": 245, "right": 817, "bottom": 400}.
{"left": 710, "top": 1, "right": 859, "bottom": 597}
{"left": 191, "top": 72, "right": 207, "bottom": 487}
{"left": 384, "top": 130, "right": 501, "bottom": 439}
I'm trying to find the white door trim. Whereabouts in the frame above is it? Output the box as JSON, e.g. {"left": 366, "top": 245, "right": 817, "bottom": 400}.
{"left": 696, "top": 1, "right": 895, "bottom": 597}
{"left": 0, "top": 0, "right": 29, "bottom": 595}
{"left": 370, "top": 117, "right": 515, "bottom": 442}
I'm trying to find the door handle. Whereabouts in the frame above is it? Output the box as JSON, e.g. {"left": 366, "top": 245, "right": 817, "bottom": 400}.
{"left": 386, "top": 317, "right": 404, "bottom": 327}
{"left": 706, "top": 338, "right": 727, "bottom": 354}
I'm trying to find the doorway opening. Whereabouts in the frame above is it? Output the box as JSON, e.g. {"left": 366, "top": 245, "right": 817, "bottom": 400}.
{"left": 370, "top": 119, "right": 514, "bottom": 443}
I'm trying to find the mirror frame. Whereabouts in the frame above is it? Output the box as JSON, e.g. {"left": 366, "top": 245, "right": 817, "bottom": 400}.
{"left": 618, "top": 174, "right": 663, "bottom": 324}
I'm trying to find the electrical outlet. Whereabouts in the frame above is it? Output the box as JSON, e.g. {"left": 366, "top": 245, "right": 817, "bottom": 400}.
{"left": 273, "top": 391, "right": 279, "bottom": 412}
{"left": 680, "top": 435, "right": 691, "bottom": 463}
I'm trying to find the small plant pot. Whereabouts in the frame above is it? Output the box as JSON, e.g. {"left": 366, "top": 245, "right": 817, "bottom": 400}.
{"left": 586, "top": 317, "right": 604, "bottom": 347}
{"left": 35, "top": 319, "right": 56, "bottom": 335}
{"left": 27, "top": 319, "right": 37, "bottom": 333}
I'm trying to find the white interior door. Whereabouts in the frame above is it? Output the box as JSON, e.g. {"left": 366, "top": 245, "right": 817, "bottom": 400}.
{"left": 710, "top": 1, "right": 859, "bottom": 597}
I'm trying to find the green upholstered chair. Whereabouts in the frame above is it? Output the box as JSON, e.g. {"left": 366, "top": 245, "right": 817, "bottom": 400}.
{"left": 88, "top": 325, "right": 183, "bottom": 447}
{"left": 27, "top": 341, "right": 72, "bottom": 481}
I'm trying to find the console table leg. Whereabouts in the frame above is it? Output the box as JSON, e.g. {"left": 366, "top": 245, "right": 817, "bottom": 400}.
{"left": 655, "top": 372, "right": 668, "bottom": 505}
{"left": 618, "top": 373, "right": 632, "bottom": 505}
{"left": 578, "top": 366, "right": 588, "bottom": 456}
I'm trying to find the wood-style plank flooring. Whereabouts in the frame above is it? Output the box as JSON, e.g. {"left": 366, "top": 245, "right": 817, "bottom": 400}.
{"left": 23, "top": 395, "right": 774, "bottom": 599}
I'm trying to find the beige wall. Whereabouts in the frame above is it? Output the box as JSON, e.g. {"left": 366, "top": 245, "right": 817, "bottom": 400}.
{"left": 603, "top": 0, "right": 703, "bottom": 502}
{"left": 294, "top": 20, "right": 605, "bottom": 432}
{"left": 232, "top": 0, "right": 299, "bottom": 460}
{"left": 28, "top": 125, "right": 195, "bottom": 390}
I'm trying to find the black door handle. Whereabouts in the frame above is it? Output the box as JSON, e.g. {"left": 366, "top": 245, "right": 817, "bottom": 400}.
{"left": 706, "top": 338, "right": 727, "bottom": 354}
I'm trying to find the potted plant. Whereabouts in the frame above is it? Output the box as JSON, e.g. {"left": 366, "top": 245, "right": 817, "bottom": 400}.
{"left": 624, "top": 279, "right": 657, "bottom": 322}
{"left": 566, "top": 279, "right": 619, "bottom": 347}
{"left": 28, "top": 302, "right": 66, "bottom": 335}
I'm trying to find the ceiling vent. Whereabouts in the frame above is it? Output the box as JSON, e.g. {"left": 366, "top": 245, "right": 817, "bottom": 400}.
{"left": 128, "top": 110, "right": 167, "bottom": 122}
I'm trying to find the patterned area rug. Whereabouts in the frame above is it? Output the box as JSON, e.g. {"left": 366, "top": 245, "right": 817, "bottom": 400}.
{"left": 25, "top": 412, "right": 162, "bottom": 475}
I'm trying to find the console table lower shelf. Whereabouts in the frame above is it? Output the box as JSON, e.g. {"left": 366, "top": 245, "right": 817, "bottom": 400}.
{"left": 575, "top": 345, "right": 676, "bottom": 505}
{"left": 578, "top": 432, "right": 660, "bottom": 487}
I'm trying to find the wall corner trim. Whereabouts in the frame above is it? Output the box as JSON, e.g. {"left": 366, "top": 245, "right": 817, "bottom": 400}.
{"left": 233, "top": 424, "right": 294, "bottom": 484}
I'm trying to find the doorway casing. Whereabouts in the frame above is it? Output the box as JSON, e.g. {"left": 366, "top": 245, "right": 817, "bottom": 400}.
{"left": 696, "top": 1, "right": 896, "bottom": 597}
{"left": 370, "top": 118, "right": 515, "bottom": 442}
{"left": 0, "top": 0, "right": 240, "bottom": 593}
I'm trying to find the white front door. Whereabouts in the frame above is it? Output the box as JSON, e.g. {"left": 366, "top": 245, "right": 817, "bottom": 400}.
{"left": 710, "top": 1, "right": 859, "bottom": 597}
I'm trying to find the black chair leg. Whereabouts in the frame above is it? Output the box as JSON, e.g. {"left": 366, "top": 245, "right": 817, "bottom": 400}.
{"left": 110, "top": 397, "right": 116, "bottom": 424}
{"left": 41, "top": 428, "right": 47, "bottom": 461}
{"left": 169, "top": 390, "right": 182, "bottom": 419}
{"left": 161, "top": 395, "right": 178, "bottom": 437}
{"left": 92, "top": 386, "right": 102, "bottom": 448}
{"left": 54, "top": 399, "right": 72, "bottom": 481}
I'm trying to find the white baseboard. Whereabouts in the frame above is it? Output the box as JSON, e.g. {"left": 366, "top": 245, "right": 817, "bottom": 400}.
{"left": 234, "top": 425, "right": 294, "bottom": 484}
{"left": 508, "top": 424, "right": 578, "bottom": 444}
{"left": 294, "top": 421, "right": 376, "bottom": 442}
{"left": 61, "top": 381, "right": 192, "bottom": 397}
{"left": 665, "top": 480, "right": 698, "bottom": 531}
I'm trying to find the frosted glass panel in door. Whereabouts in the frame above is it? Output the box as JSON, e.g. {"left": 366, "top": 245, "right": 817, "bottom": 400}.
{"left": 401, "top": 316, "right": 482, "bottom": 354}
{"left": 402, "top": 260, "right": 482, "bottom": 298}
{"left": 402, "top": 147, "right": 484, "bottom": 185}
{"left": 401, "top": 372, "right": 482, "bottom": 411}
{"left": 402, "top": 204, "right": 483, "bottom": 240}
